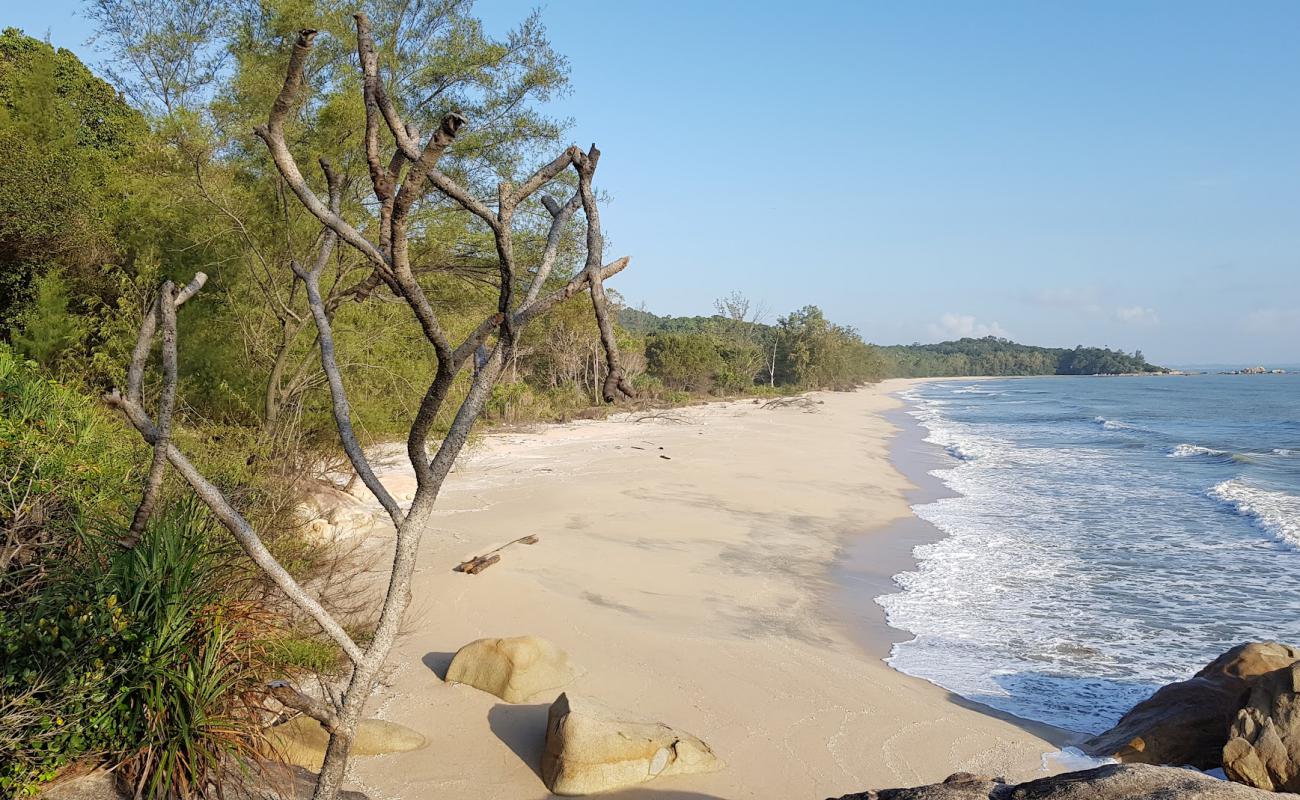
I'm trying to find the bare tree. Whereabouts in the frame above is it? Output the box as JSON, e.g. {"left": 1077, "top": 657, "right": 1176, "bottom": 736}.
{"left": 105, "top": 17, "right": 632, "bottom": 800}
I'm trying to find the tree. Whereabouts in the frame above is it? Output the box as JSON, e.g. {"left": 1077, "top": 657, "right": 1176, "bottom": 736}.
{"left": 106, "top": 17, "right": 632, "bottom": 800}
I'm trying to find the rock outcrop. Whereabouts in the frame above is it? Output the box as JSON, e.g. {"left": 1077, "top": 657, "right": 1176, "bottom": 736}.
{"left": 541, "top": 693, "right": 722, "bottom": 795}
{"left": 1082, "top": 641, "right": 1300, "bottom": 768}
{"left": 1223, "top": 661, "right": 1300, "bottom": 791}
{"left": 830, "top": 764, "right": 1275, "bottom": 800}
{"left": 445, "top": 635, "right": 579, "bottom": 703}
{"left": 265, "top": 716, "right": 427, "bottom": 770}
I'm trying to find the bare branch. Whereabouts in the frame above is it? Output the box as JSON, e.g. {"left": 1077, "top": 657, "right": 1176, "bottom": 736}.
{"left": 523, "top": 189, "right": 582, "bottom": 304}
{"left": 573, "top": 146, "right": 634, "bottom": 401}
{"left": 253, "top": 29, "right": 390, "bottom": 272}
{"left": 106, "top": 389, "right": 366, "bottom": 665}
{"left": 268, "top": 680, "right": 340, "bottom": 733}
{"left": 296, "top": 162, "right": 405, "bottom": 527}
{"left": 123, "top": 281, "right": 178, "bottom": 546}
{"left": 126, "top": 273, "right": 207, "bottom": 405}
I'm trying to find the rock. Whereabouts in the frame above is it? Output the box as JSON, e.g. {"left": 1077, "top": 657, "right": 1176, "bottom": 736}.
{"left": 541, "top": 693, "right": 722, "bottom": 795}
{"left": 37, "top": 765, "right": 370, "bottom": 800}
{"left": 445, "top": 635, "right": 579, "bottom": 703}
{"left": 265, "top": 716, "right": 427, "bottom": 770}
{"left": 1223, "top": 661, "right": 1300, "bottom": 791}
{"left": 830, "top": 764, "right": 1276, "bottom": 800}
{"left": 1082, "top": 641, "right": 1300, "bottom": 768}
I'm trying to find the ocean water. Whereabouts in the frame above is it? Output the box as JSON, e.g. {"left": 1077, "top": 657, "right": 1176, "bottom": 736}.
{"left": 877, "top": 374, "right": 1300, "bottom": 734}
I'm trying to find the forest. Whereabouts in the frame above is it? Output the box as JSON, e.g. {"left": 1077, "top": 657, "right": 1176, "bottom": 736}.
{"left": 0, "top": 4, "right": 1162, "bottom": 798}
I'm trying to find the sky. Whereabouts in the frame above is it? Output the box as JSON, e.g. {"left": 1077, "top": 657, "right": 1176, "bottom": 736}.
{"left": 8, "top": 1, "right": 1300, "bottom": 365}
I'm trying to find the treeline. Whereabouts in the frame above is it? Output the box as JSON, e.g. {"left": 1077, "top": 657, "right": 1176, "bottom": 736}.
{"left": 623, "top": 298, "right": 888, "bottom": 394}
{"left": 879, "top": 337, "right": 1166, "bottom": 377}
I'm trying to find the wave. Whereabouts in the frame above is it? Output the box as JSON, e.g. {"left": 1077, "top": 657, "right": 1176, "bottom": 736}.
{"left": 1275, "top": 449, "right": 1299, "bottom": 457}
{"left": 1094, "top": 416, "right": 1136, "bottom": 431}
{"left": 1169, "top": 444, "right": 1226, "bottom": 458}
{"left": 1208, "top": 479, "right": 1300, "bottom": 549}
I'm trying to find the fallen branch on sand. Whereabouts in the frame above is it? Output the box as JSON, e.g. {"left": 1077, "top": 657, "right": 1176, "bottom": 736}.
{"left": 761, "top": 397, "right": 823, "bottom": 412}
{"left": 454, "top": 534, "right": 540, "bottom": 574}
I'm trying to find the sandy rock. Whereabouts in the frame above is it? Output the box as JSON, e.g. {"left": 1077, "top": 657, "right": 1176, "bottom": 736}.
{"left": 830, "top": 764, "right": 1275, "bottom": 799}
{"left": 1223, "top": 661, "right": 1300, "bottom": 791}
{"left": 1083, "top": 641, "right": 1300, "bottom": 768}
{"left": 445, "top": 635, "right": 579, "bottom": 703}
{"left": 541, "top": 693, "right": 722, "bottom": 795}
{"left": 37, "top": 766, "right": 369, "bottom": 800}
{"left": 266, "top": 716, "right": 427, "bottom": 771}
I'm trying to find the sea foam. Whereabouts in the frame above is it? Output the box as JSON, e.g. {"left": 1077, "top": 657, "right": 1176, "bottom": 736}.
{"left": 1208, "top": 479, "right": 1300, "bottom": 549}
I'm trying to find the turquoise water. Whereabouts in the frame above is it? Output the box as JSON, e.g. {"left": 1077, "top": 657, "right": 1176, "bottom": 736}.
{"left": 878, "top": 374, "right": 1300, "bottom": 734}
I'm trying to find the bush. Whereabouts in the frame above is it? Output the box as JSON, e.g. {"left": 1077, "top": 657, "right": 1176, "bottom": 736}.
{"left": 1, "top": 504, "right": 263, "bottom": 798}
{"left": 644, "top": 332, "right": 723, "bottom": 392}
{"left": 0, "top": 347, "right": 262, "bottom": 797}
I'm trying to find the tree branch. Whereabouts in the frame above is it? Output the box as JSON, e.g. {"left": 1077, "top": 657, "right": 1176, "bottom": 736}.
{"left": 296, "top": 162, "right": 405, "bottom": 527}
{"left": 123, "top": 281, "right": 178, "bottom": 546}
{"left": 573, "top": 146, "right": 634, "bottom": 401}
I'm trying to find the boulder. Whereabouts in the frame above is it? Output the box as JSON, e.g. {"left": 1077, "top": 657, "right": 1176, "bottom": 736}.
{"left": 1082, "top": 641, "right": 1300, "bottom": 768}
{"left": 830, "top": 764, "right": 1275, "bottom": 800}
{"left": 445, "top": 635, "right": 579, "bottom": 703}
{"left": 1223, "top": 661, "right": 1300, "bottom": 791}
{"left": 265, "top": 716, "right": 427, "bottom": 770}
{"left": 541, "top": 693, "right": 722, "bottom": 795}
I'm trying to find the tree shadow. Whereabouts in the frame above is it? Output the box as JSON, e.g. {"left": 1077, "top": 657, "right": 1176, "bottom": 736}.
{"left": 421, "top": 651, "right": 455, "bottom": 680}
{"left": 487, "top": 702, "right": 550, "bottom": 781}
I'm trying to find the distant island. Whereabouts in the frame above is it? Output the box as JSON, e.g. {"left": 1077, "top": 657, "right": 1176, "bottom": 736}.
{"left": 878, "top": 337, "right": 1167, "bottom": 377}
{"left": 1218, "top": 366, "right": 1290, "bottom": 375}
{"left": 619, "top": 308, "right": 1166, "bottom": 378}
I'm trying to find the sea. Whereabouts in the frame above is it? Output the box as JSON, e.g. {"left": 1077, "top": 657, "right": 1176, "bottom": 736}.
{"left": 877, "top": 374, "right": 1300, "bottom": 735}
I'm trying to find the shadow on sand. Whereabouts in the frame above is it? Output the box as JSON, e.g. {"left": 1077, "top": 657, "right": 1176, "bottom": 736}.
{"left": 421, "top": 650, "right": 456, "bottom": 680}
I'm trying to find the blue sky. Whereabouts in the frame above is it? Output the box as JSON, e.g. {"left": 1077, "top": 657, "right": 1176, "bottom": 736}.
{"left": 9, "top": 1, "right": 1299, "bottom": 365}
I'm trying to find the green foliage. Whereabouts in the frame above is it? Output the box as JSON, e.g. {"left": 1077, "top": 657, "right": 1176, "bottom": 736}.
{"left": 879, "top": 337, "right": 1165, "bottom": 377}
{"left": 1, "top": 502, "right": 261, "bottom": 798}
{"left": 0, "top": 28, "right": 144, "bottom": 332}
{"left": 628, "top": 303, "right": 887, "bottom": 392}
{"left": 644, "top": 332, "right": 724, "bottom": 391}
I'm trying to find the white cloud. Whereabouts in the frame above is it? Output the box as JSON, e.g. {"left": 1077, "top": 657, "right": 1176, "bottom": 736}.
{"left": 1112, "top": 306, "right": 1160, "bottom": 325}
{"left": 928, "top": 313, "right": 1010, "bottom": 341}
{"left": 1030, "top": 287, "right": 1159, "bottom": 326}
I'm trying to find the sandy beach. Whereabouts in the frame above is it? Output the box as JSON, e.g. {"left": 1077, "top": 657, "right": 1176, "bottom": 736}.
{"left": 325, "top": 379, "right": 1061, "bottom": 799}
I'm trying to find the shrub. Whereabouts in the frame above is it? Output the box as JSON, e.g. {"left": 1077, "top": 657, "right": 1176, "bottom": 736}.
{"left": 644, "top": 332, "right": 723, "bottom": 391}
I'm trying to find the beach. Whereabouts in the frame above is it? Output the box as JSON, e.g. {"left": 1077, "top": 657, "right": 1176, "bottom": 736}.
{"left": 330, "top": 379, "right": 1060, "bottom": 799}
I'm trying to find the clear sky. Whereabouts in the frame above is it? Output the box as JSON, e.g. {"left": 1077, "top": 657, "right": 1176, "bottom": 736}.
{"left": 8, "top": 1, "right": 1300, "bottom": 365}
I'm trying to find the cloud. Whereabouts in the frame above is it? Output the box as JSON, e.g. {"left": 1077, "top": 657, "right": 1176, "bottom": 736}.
{"left": 1112, "top": 306, "right": 1160, "bottom": 325}
{"left": 1029, "top": 286, "right": 1159, "bottom": 326}
{"left": 1243, "top": 308, "right": 1300, "bottom": 335}
{"left": 928, "top": 313, "right": 1010, "bottom": 340}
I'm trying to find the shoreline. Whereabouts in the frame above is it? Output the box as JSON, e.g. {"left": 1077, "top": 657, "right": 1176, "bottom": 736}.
{"left": 321, "top": 381, "right": 1062, "bottom": 798}
{"left": 838, "top": 382, "right": 1081, "bottom": 749}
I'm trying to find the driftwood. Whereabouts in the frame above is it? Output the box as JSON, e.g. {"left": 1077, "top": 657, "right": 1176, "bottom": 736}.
{"left": 761, "top": 396, "right": 823, "bottom": 412}
{"left": 454, "top": 534, "right": 540, "bottom": 574}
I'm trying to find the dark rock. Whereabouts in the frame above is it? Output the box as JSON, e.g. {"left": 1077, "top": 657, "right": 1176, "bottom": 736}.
{"left": 1082, "top": 641, "right": 1300, "bottom": 768}
{"left": 830, "top": 764, "right": 1275, "bottom": 800}
{"left": 1223, "top": 661, "right": 1300, "bottom": 791}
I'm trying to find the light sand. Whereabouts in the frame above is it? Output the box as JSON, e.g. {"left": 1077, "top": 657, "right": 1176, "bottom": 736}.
{"left": 326, "top": 380, "right": 1057, "bottom": 799}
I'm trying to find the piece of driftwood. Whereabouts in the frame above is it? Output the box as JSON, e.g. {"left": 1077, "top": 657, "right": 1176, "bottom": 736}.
{"left": 761, "top": 396, "right": 822, "bottom": 412}
{"left": 454, "top": 535, "right": 540, "bottom": 574}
